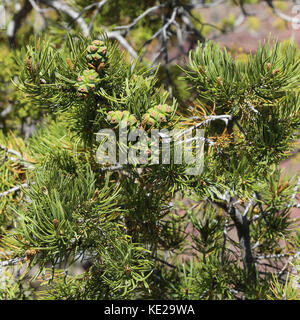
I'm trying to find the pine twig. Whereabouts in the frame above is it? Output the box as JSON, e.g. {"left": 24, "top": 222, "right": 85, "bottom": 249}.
{"left": 42, "top": 0, "right": 90, "bottom": 37}
{"left": 7, "top": 0, "right": 33, "bottom": 47}
{"left": 265, "top": 0, "right": 300, "bottom": 24}
{"left": 277, "top": 251, "right": 300, "bottom": 279}
{"left": 114, "top": 5, "right": 162, "bottom": 31}
{"left": 105, "top": 31, "right": 137, "bottom": 59}
{"left": 221, "top": 218, "right": 229, "bottom": 267}
{"left": 0, "top": 257, "right": 25, "bottom": 267}
{"left": 0, "top": 183, "right": 29, "bottom": 198}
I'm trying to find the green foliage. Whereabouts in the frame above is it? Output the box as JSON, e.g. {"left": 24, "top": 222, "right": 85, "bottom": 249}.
{"left": 268, "top": 272, "right": 299, "bottom": 300}
{"left": 0, "top": 268, "right": 34, "bottom": 299}
{"left": 0, "top": 0, "right": 300, "bottom": 301}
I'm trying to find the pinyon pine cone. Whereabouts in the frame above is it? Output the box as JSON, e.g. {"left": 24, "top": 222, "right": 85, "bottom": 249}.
{"left": 107, "top": 110, "right": 138, "bottom": 127}
{"left": 86, "top": 40, "right": 108, "bottom": 71}
{"left": 75, "top": 69, "right": 100, "bottom": 96}
{"left": 142, "top": 104, "right": 174, "bottom": 127}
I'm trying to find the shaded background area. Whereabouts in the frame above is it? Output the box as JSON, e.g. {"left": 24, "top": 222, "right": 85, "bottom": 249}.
{"left": 202, "top": 1, "right": 300, "bottom": 50}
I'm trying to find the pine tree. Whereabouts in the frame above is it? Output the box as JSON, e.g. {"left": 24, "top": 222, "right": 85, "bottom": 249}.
{"left": 0, "top": 0, "right": 300, "bottom": 300}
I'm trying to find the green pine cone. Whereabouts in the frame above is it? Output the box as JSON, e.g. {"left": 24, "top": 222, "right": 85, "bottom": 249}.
{"left": 155, "top": 104, "right": 173, "bottom": 114}
{"left": 157, "top": 113, "right": 167, "bottom": 122}
{"left": 75, "top": 69, "right": 100, "bottom": 96}
{"left": 142, "top": 104, "right": 172, "bottom": 127}
{"left": 107, "top": 111, "right": 122, "bottom": 124}
{"left": 77, "top": 84, "right": 89, "bottom": 95}
{"left": 142, "top": 113, "right": 156, "bottom": 126}
{"left": 107, "top": 110, "right": 138, "bottom": 127}
{"left": 128, "top": 114, "right": 137, "bottom": 126}
{"left": 148, "top": 108, "right": 159, "bottom": 120}
{"left": 86, "top": 40, "right": 108, "bottom": 70}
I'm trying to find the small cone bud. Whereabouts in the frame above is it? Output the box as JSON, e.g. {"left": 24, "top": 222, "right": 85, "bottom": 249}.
{"left": 52, "top": 219, "right": 59, "bottom": 229}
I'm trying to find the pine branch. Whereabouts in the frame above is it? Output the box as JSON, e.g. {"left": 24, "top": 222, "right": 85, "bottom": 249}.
{"left": 228, "top": 198, "right": 256, "bottom": 279}
{"left": 175, "top": 115, "right": 232, "bottom": 138}
{"left": 71, "top": 0, "right": 108, "bottom": 22}
{"left": 277, "top": 251, "right": 300, "bottom": 279}
{"left": 0, "top": 145, "right": 35, "bottom": 169}
{"left": 265, "top": 0, "right": 300, "bottom": 24}
{"left": 0, "top": 183, "right": 29, "bottom": 198}
{"left": 221, "top": 218, "right": 229, "bottom": 267}
{"left": 95, "top": 164, "right": 123, "bottom": 172}
{"left": 114, "top": 4, "right": 162, "bottom": 31}
{"left": 0, "top": 145, "right": 24, "bottom": 159}
{"left": 28, "top": 0, "right": 52, "bottom": 13}
{"left": 7, "top": 0, "right": 33, "bottom": 47}
{"left": 42, "top": 0, "right": 90, "bottom": 36}
{"left": 255, "top": 253, "right": 290, "bottom": 260}
{"left": 188, "top": 0, "right": 225, "bottom": 9}
{"left": 142, "top": 7, "right": 178, "bottom": 47}
{"left": 254, "top": 192, "right": 269, "bottom": 225}
{"left": 88, "top": 0, "right": 109, "bottom": 32}
{"left": 105, "top": 31, "right": 137, "bottom": 59}
{"left": 0, "top": 257, "right": 25, "bottom": 267}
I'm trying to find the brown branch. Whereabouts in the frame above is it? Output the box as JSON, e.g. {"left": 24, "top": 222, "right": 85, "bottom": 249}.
{"left": 228, "top": 199, "right": 256, "bottom": 280}
{"left": 0, "top": 183, "right": 29, "bottom": 198}
{"left": 0, "top": 256, "right": 25, "bottom": 267}
{"left": 7, "top": 0, "right": 33, "bottom": 48}
{"left": 265, "top": 0, "right": 300, "bottom": 24}
{"left": 41, "top": 0, "right": 90, "bottom": 37}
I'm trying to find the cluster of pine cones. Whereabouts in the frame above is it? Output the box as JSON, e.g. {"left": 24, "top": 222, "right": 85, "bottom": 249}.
{"left": 75, "top": 40, "right": 108, "bottom": 96}
{"left": 106, "top": 104, "right": 174, "bottom": 129}
{"left": 74, "top": 41, "right": 175, "bottom": 128}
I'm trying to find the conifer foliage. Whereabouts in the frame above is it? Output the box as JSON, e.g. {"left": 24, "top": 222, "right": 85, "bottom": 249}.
{"left": 0, "top": 1, "right": 300, "bottom": 301}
